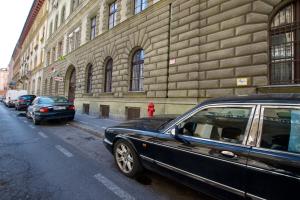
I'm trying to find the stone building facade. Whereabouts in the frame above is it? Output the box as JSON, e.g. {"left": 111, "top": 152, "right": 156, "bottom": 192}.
{"left": 10, "top": 0, "right": 300, "bottom": 119}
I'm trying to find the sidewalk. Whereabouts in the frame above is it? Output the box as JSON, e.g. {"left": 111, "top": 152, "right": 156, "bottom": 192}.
{"left": 69, "top": 112, "right": 123, "bottom": 138}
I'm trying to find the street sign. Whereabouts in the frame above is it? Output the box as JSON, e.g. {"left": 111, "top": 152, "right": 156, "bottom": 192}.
{"left": 54, "top": 77, "right": 63, "bottom": 82}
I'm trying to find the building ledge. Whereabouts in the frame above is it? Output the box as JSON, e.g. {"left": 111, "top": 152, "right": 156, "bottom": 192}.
{"left": 257, "top": 84, "right": 300, "bottom": 93}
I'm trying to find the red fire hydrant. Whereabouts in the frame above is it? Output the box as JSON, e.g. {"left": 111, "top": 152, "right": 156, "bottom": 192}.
{"left": 147, "top": 102, "right": 155, "bottom": 117}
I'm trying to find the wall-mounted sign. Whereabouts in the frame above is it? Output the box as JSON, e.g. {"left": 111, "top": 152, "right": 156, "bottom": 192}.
{"left": 237, "top": 78, "right": 248, "bottom": 86}
{"left": 169, "top": 58, "right": 176, "bottom": 65}
{"left": 54, "top": 77, "right": 63, "bottom": 82}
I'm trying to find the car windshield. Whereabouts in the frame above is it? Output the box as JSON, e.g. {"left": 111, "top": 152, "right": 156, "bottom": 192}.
{"left": 21, "top": 95, "right": 35, "bottom": 100}
{"left": 39, "top": 97, "right": 69, "bottom": 104}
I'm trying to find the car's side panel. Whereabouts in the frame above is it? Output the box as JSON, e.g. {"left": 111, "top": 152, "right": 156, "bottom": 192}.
{"left": 246, "top": 148, "right": 300, "bottom": 200}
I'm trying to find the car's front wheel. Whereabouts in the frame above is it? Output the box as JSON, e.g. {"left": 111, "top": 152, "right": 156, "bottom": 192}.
{"left": 113, "top": 140, "right": 143, "bottom": 178}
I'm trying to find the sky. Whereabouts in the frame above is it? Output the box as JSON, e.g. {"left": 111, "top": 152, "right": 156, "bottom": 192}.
{"left": 0, "top": 0, "right": 34, "bottom": 68}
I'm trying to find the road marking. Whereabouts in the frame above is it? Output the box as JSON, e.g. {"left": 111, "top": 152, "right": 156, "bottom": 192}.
{"left": 101, "top": 126, "right": 107, "bottom": 129}
{"left": 23, "top": 120, "right": 28, "bottom": 123}
{"left": 55, "top": 145, "right": 73, "bottom": 157}
{"left": 37, "top": 131, "right": 48, "bottom": 138}
{"left": 94, "top": 173, "right": 135, "bottom": 200}
{"left": 29, "top": 125, "right": 35, "bottom": 129}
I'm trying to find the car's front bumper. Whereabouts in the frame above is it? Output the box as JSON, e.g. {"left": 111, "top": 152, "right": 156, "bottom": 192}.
{"left": 103, "top": 138, "right": 113, "bottom": 153}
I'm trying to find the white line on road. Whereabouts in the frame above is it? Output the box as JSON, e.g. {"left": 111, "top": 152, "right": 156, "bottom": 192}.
{"left": 37, "top": 131, "right": 48, "bottom": 138}
{"left": 29, "top": 125, "right": 35, "bottom": 129}
{"left": 55, "top": 145, "right": 73, "bottom": 157}
{"left": 94, "top": 173, "right": 135, "bottom": 200}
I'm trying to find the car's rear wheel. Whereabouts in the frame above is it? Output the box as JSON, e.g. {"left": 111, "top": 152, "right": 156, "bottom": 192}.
{"left": 33, "top": 115, "right": 41, "bottom": 125}
{"left": 113, "top": 140, "right": 143, "bottom": 178}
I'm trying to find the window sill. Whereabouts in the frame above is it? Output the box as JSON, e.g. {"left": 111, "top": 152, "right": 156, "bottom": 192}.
{"left": 257, "top": 84, "right": 300, "bottom": 93}
{"left": 82, "top": 93, "right": 93, "bottom": 97}
{"left": 124, "top": 91, "right": 147, "bottom": 98}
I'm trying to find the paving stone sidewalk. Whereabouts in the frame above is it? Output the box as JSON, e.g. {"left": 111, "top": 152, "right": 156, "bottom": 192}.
{"left": 69, "top": 112, "right": 123, "bottom": 138}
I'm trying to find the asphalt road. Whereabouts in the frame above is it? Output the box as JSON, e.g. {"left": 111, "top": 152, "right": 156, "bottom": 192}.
{"left": 0, "top": 103, "right": 213, "bottom": 200}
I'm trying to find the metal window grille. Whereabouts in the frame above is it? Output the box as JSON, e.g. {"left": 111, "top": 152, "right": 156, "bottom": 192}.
{"left": 131, "top": 49, "right": 144, "bottom": 91}
{"left": 105, "top": 59, "right": 113, "bottom": 92}
{"left": 270, "top": 2, "right": 300, "bottom": 84}
{"left": 86, "top": 65, "right": 93, "bottom": 93}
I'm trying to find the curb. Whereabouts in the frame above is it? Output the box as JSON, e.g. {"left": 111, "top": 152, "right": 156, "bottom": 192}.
{"left": 69, "top": 121, "right": 104, "bottom": 138}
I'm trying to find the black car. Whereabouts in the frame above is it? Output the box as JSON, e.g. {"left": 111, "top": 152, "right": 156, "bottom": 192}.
{"left": 104, "top": 94, "right": 300, "bottom": 200}
{"left": 27, "top": 96, "right": 75, "bottom": 125}
{"left": 15, "top": 95, "right": 36, "bottom": 111}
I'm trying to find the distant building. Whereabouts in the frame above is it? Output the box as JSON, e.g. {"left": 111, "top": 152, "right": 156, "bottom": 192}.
{"left": 0, "top": 68, "right": 8, "bottom": 95}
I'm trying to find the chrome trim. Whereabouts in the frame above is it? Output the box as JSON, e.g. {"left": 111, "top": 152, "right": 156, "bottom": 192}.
{"left": 127, "top": 136, "right": 248, "bottom": 168}
{"left": 140, "top": 155, "right": 244, "bottom": 196}
{"left": 246, "top": 105, "right": 261, "bottom": 146}
{"left": 247, "top": 164, "right": 300, "bottom": 181}
{"left": 103, "top": 138, "right": 113, "bottom": 146}
{"left": 246, "top": 193, "right": 266, "bottom": 200}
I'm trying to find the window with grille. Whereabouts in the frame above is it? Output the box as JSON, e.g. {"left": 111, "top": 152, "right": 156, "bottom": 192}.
{"left": 86, "top": 64, "right": 93, "bottom": 93}
{"left": 105, "top": 59, "right": 113, "bottom": 92}
{"left": 52, "top": 47, "right": 56, "bottom": 62}
{"left": 109, "top": 2, "right": 117, "bottom": 29}
{"left": 58, "top": 41, "right": 63, "bottom": 57}
{"left": 135, "top": 0, "right": 147, "bottom": 14}
{"left": 131, "top": 49, "right": 144, "bottom": 91}
{"left": 90, "top": 16, "right": 97, "bottom": 40}
{"left": 270, "top": 2, "right": 300, "bottom": 85}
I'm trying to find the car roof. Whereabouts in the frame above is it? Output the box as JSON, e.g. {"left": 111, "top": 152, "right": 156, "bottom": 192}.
{"left": 201, "top": 93, "right": 300, "bottom": 106}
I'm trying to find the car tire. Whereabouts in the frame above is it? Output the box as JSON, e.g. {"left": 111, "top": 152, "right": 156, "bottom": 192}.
{"left": 113, "top": 140, "right": 143, "bottom": 178}
{"left": 26, "top": 110, "right": 31, "bottom": 119}
{"left": 33, "top": 116, "right": 41, "bottom": 125}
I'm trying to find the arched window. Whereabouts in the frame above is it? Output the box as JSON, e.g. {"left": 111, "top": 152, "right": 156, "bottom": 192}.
{"left": 49, "top": 77, "right": 53, "bottom": 95}
{"left": 44, "top": 79, "right": 48, "bottom": 95}
{"left": 37, "top": 77, "right": 41, "bottom": 95}
{"left": 270, "top": 2, "right": 300, "bottom": 84}
{"left": 131, "top": 49, "right": 144, "bottom": 91}
{"left": 86, "top": 64, "right": 93, "bottom": 93}
{"left": 55, "top": 81, "right": 59, "bottom": 95}
{"left": 32, "top": 79, "right": 36, "bottom": 94}
{"left": 104, "top": 59, "right": 113, "bottom": 92}
{"left": 61, "top": 6, "right": 66, "bottom": 24}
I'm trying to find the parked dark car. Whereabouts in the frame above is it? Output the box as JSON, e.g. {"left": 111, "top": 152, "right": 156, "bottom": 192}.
{"left": 15, "top": 95, "right": 36, "bottom": 111}
{"left": 26, "top": 96, "right": 75, "bottom": 125}
{"left": 104, "top": 94, "right": 300, "bottom": 200}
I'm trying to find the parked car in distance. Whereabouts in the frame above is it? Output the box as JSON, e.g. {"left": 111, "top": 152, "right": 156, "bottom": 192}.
{"left": 15, "top": 95, "right": 36, "bottom": 111}
{"left": 26, "top": 96, "right": 75, "bottom": 125}
{"left": 104, "top": 94, "right": 300, "bottom": 200}
{"left": 0, "top": 95, "right": 5, "bottom": 103}
{"left": 5, "top": 90, "right": 27, "bottom": 107}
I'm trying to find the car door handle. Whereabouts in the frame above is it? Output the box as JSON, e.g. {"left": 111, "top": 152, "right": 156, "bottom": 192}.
{"left": 220, "top": 151, "right": 236, "bottom": 158}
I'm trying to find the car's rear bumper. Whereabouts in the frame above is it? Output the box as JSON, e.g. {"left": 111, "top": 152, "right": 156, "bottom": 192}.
{"left": 35, "top": 111, "right": 75, "bottom": 121}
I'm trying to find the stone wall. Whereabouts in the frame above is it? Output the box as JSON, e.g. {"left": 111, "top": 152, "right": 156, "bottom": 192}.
{"left": 42, "top": 0, "right": 289, "bottom": 119}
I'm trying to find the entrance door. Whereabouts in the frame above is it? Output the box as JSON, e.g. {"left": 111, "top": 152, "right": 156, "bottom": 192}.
{"left": 68, "top": 69, "right": 76, "bottom": 102}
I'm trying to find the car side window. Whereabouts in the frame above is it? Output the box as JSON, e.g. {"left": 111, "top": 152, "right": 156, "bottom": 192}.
{"left": 177, "top": 107, "right": 252, "bottom": 144}
{"left": 260, "top": 107, "right": 300, "bottom": 154}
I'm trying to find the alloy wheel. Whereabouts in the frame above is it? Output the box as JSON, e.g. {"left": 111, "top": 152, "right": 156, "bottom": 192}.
{"left": 115, "top": 143, "right": 134, "bottom": 174}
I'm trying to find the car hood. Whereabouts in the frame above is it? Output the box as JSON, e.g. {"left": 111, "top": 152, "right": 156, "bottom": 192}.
{"left": 112, "top": 115, "right": 178, "bottom": 132}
